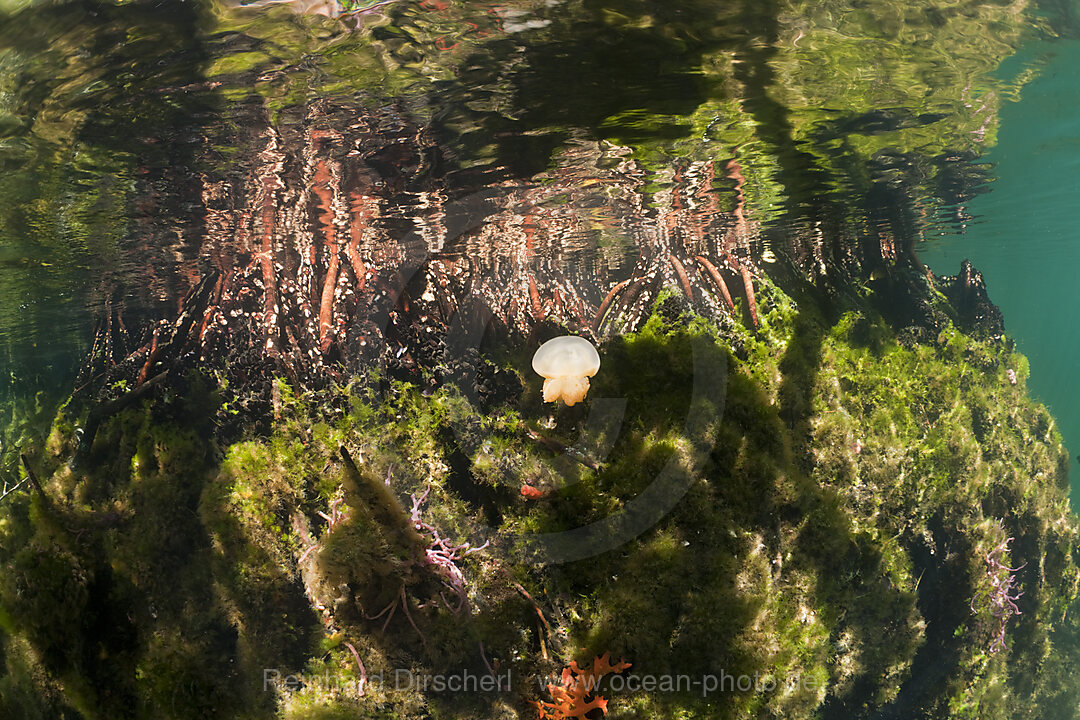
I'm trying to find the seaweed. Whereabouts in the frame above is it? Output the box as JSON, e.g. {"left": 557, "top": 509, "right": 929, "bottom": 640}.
{"left": 0, "top": 275, "right": 1077, "bottom": 719}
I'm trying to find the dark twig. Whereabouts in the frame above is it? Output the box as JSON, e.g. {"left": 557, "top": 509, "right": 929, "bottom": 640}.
{"left": 524, "top": 428, "right": 599, "bottom": 470}
{"left": 0, "top": 473, "right": 29, "bottom": 503}
{"left": 19, "top": 454, "right": 51, "bottom": 508}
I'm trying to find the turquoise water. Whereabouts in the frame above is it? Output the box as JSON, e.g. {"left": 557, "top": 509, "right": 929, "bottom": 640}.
{"left": 920, "top": 39, "right": 1080, "bottom": 500}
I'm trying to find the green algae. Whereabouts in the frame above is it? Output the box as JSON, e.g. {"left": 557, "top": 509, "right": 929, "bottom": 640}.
{"left": 0, "top": 279, "right": 1079, "bottom": 719}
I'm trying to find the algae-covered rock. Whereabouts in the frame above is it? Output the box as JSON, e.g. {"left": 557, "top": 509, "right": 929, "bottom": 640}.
{"left": 1, "top": 274, "right": 1078, "bottom": 720}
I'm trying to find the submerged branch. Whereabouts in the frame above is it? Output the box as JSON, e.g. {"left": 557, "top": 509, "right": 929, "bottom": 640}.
{"left": 73, "top": 370, "right": 170, "bottom": 467}
{"left": 19, "top": 453, "right": 50, "bottom": 507}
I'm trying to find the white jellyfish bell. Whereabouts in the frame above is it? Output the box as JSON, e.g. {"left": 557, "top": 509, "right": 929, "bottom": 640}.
{"left": 531, "top": 336, "right": 601, "bottom": 406}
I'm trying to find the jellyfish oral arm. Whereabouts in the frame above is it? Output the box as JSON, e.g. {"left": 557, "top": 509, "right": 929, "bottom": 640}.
{"left": 542, "top": 376, "right": 591, "bottom": 406}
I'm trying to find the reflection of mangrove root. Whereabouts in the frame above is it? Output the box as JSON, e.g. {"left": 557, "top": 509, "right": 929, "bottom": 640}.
{"left": 78, "top": 101, "right": 773, "bottom": 406}
{"left": 592, "top": 252, "right": 758, "bottom": 335}
{"left": 592, "top": 278, "right": 632, "bottom": 332}
{"left": 730, "top": 256, "right": 759, "bottom": 328}
{"left": 694, "top": 255, "right": 735, "bottom": 312}
{"left": 669, "top": 253, "right": 694, "bottom": 302}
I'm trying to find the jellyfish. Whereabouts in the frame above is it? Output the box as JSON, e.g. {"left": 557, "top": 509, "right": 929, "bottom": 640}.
{"left": 531, "top": 336, "right": 601, "bottom": 406}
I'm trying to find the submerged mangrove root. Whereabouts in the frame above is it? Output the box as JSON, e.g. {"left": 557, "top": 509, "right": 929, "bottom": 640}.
{"left": 73, "top": 370, "right": 169, "bottom": 467}
{"left": 73, "top": 100, "right": 781, "bottom": 401}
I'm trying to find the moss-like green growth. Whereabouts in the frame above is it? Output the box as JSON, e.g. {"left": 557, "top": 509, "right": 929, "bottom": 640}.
{"left": 1, "top": 280, "right": 1078, "bottom": 719}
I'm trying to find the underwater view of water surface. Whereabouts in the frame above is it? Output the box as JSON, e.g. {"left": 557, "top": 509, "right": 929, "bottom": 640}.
{"left": 920, "top": 36, "right": 1080, "bottom": 501}
{"left": 2, "top": 1, "right": 1080, "bottom": 718}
